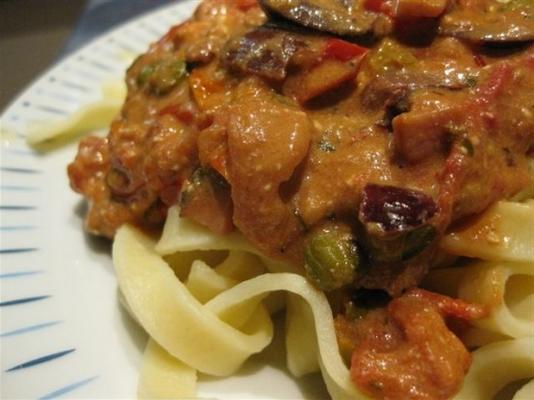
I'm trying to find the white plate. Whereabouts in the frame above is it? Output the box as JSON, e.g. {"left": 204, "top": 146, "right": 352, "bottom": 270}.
{"left": 0, "top": 2, "right": 329, "bottom": 399}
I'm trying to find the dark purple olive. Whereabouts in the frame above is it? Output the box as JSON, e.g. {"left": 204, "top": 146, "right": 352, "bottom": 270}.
{"left": 439, "top": 5, "right": 534, "bottom": 43}
{"left": 258, "top": 0, "right": 383, "bottom": 37}
{"left": 358, "top": 184, "right": 437, "bottom": 262}
{"left": 107, "top": 163, "right": 143, "bottom": 199}
{"left": 222, "top": 27, "right": 307, "bottom": 81}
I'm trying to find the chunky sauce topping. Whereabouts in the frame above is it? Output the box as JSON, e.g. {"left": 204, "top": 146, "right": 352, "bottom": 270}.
{"left": 337, "top": 290, "right": 486, "bottom": 400}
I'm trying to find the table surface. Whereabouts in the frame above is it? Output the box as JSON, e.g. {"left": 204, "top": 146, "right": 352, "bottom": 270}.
{"left": 0, "top": 0, "right": 175, "bottom": 112}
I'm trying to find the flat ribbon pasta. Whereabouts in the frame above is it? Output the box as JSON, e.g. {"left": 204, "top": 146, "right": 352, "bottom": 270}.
{"left": 138, "top": 339, "right": 197, "bottom": 399}
{"left": 114, "top": 224, "right": 368, "bottom": 399}
{"left": 156, "top": 206, "right": 256, "bottom": 255}
{"left": 204, "top": 273, "right": 365, "bottom": 399}
{"left": 117, "top": 206, "right": 534, "bottom": 399}
{"left": 285, "top": 294, "right": 320, "bottom": 377}
{"left": 454, "top": 337, "right": 534, "bottom": 400}
{"left": 440, "top": 200, "right": 534, "bottom": 263}
{"left": 513, "top": 379, "right": 534, "bottom": 400}
{"left": 156, "top": 206, "right": 302, "bottom": 275}
{"left": 425, "top": 260, "right": 534, "bottom": 339}
{"left": 26, "top": 80, "right": 126, "bottom": 147}
{"left": 113, "top": 225, "right": 273, "bottom": 376}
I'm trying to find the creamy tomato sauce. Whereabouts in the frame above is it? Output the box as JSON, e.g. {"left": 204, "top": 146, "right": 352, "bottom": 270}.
{"left": 68, "top": 0, "right": 533, "bottom": 397}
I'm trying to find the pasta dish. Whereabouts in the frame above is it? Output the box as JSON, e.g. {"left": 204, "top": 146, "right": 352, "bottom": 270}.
{"left": 60, "top": 0, "right": 534, "bottom": 398}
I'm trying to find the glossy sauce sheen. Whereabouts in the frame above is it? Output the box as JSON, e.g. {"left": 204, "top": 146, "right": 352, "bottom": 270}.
{"left": 68, "top": 0, "right": 533, "bottom": 398}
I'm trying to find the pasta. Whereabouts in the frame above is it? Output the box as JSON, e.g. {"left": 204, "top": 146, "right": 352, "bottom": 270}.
{"left": 454, "top": 338, "right": 534, "bottom": 400}
{"left": 440, "top": 200, "right": 534, "bottom": 263}
{"left": 112, "top": 201, "right": 534, "bottom": 399}
{"left": 513, "top": 380, "right": 534, "bottom": 400}
{"left": 138, "top": 339, "right": 197, "bottom": 399}
{"left": 26, "top": 80, "right": 125, "bottom": 147}
{"left": 114, "top": 223, "right": 362, "bottom": 398}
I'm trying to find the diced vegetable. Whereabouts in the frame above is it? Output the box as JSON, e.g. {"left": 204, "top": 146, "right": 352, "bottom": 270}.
{"left": 150, "top": 60, "right": 187, "bottom": 95}
{"left": 189, "top": 65, "right": 228, "bottom": 111}
{"left": 395, "top": 0, "right": 448, "bottom": 18}
{"left": 136, "top": 58, "right": 187, "bottom": 96}
{"left": 324, "top": 39, "right": 368, "bottom": 62}
{"left": 358, "top": 184, "right": 437, "bottom": 263}
{"left": 284, "top": 59, "right": 361, "bottom": 104}
{"left": 304, "top": 225, "right": 360, "bottom": 291}
{"left": 392, "top": 105, "right": 464, "bottom": 163}
{"left": 368, "top": 39, "right": 417, "bottom": 73}
{"left": 137, "top": 65, "right": 156, "bottom": 87}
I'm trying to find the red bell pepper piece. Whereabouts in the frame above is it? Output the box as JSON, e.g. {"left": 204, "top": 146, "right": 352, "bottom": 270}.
{"left": 364, "top": 0, "right": 394, "bottom": 15}
{"left": 324, "top": 39, "right": 368, "bottom": 62}
{"left": 364, "top": 0, "right": 385, "bottom": 12}
{"left": 475, "top": 63, "right": 512, "bottom": 107}
{"left": 236, "top": 0, "right": 257, "bottom": 11}
{"left": 473, "top": 54, "right": 486, "bottom": 67}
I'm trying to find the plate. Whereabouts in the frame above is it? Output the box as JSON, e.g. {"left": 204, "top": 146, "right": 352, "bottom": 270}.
{"left": 0, "top": 1, "right": 329, "bottom": 398}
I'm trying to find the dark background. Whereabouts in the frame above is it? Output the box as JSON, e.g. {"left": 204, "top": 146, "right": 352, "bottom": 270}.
{"left": 0, "top": 0, "right": 175, "bottom": 111}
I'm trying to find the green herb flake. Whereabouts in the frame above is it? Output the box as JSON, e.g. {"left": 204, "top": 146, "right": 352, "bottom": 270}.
{"left": 460, "top": 138, "right": 475, "bottom": 156}
{"left": 294, "top": 209, "right": 308, "bottom": 232}
{"left": 464, "top": 75, "right": 478, "bottom": 88}
{"left": 318, "top": 138, "right": 336, "bottom": 153}
{"left": 445, "top": 123, "right": 467, "bottom": 136}
{"left": 136, "top": 64, "right": 155, "bottom": 87}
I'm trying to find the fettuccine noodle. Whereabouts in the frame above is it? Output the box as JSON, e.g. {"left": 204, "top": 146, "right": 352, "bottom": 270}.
{"left": 113, "top": 199, "right": 534, "bottom": 399}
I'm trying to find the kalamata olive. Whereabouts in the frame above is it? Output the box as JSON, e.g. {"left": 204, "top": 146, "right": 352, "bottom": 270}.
{"left": 222, "top": 27, "right": 306, "bottom": 80}
{"left": 258, "top": 0, "right": 382, "bottom": 37}
{"left": 304, "top": 225, "right": 360, "bottom": 291}
{"left": 440, "top": 2, "right": 534, "bottom": 43}
{"left": 360, "top": 184, "right": 437, "bottom": 231}
{"left": 106, "top": 164, "right": 143, "bottom": 199}
{"left": 358, "top": 184, "right": 437, "bottom": 262}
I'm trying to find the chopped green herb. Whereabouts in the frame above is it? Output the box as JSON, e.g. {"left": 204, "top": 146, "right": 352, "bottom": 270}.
{"left": 503, "top": 0, "right": 534, "bottom": 12}
{"left": 369, "top": 39, "right": 417, "bottom": 73}
{"left": 445, "top": 123, "right": 467, "bottom": 136}
{"left": 294, "top": 209, "right": 308, "bottom": 232}
{"left": 137, "top": 58, "right": 187, "bottom": 96}
{"left": 136, "top": 64, "right": 155, "bottom": 87}
{"left": 318, "top": 137, "right": 336, "bottom": 152}
{"left": 150, "top": 60, "right": 187, "bottom": 96}
{"left": 464, "top": 75, "right": 478, "bottom": 88}
{"left": 460, "top": 138, "right": 475, "bottom": 156}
